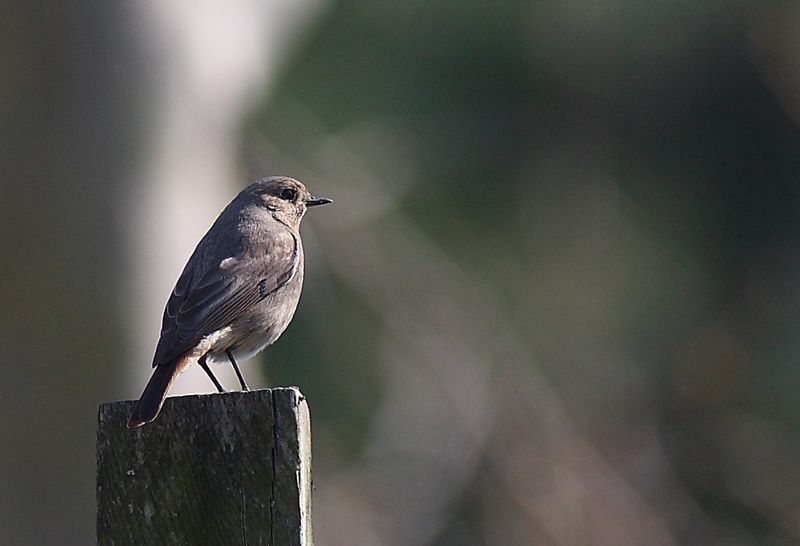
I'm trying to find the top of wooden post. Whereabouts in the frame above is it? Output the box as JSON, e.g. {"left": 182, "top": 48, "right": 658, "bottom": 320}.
{"left": 97, "top": 388, "right": 312, "bottom": 546}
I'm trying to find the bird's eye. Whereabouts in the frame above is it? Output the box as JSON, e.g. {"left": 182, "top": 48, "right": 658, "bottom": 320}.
{"left": 279, "top": 188, "right": 298, "bottom": 202}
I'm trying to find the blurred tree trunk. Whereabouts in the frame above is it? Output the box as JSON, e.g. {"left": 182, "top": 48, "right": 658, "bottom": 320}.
{"left": 0, "top": 2, "right": 143, "bottom": 544}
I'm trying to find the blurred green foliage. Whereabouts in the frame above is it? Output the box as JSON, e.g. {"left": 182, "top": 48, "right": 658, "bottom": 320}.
{"left": 252, "top": 1, "right": 800, "bottom": 544}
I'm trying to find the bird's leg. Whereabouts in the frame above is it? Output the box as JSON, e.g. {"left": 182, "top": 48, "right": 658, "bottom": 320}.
{"left": 226, "top": 349, "right": 250, "bottom": 391}
{"left": 198, "top": 354, "right": 225, "bottom": 393}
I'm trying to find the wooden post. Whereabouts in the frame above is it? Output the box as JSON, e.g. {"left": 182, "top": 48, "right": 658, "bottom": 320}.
{"left": 96, "top": 388, "right": 312, "bottom": 546}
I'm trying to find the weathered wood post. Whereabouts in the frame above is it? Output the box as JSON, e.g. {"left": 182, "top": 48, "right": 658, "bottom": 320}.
{"left": 96, "top": 388, "right": 312, "bottom": 546}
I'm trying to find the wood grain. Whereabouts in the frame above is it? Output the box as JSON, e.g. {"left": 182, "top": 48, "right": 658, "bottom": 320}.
{"left": 97, "top": 388, "right": 312, "bottom": 546}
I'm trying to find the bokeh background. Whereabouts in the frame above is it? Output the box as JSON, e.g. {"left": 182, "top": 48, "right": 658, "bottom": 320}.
{"left": 5, "top": 1, "right": 800, "bottom": 545}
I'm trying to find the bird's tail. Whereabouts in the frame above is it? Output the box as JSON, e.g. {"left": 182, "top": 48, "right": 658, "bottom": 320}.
{"left": 128, "top": 357, "right": 187, "bottom": 428}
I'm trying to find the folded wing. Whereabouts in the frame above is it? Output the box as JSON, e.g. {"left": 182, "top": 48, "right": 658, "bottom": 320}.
{"left": 151, "top": 231, "right": 298, "bottom": 367}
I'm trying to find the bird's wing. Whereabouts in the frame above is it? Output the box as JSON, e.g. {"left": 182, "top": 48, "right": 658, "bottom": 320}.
{"left": 151, "top": 231, "right": 299, "bottom": 367}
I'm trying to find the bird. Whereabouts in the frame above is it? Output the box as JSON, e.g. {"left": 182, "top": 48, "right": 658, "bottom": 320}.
{"left": 128, "top": 176, "right": 331, "bottom": 427}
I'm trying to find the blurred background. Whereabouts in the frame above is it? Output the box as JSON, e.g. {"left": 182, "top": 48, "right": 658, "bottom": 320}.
{"left": 4, "top": 0, "right": 800, "bottom": 544}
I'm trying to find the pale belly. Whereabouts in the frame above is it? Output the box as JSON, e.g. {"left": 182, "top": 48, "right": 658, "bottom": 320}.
{"left": 180, "top": 275, "right": 304, "bottom": 371}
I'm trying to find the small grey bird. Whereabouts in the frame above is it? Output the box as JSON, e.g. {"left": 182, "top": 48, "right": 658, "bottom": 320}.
{"left": 128, "top": 176, "right": 331, "bottom": 427}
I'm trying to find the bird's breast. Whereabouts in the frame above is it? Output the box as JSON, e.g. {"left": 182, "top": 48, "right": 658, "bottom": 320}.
{"left": 205, "top": 265, "right": 304, "bottom": 365}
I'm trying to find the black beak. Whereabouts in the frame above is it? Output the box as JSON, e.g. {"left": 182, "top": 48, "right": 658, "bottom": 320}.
{"left": 306, "top": 196, "right": 333, "bottom": 207}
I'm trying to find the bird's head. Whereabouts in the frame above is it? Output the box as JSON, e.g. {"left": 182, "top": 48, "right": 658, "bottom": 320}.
{"left": 245, "top": 176, "right": 332, "bottom": 228}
